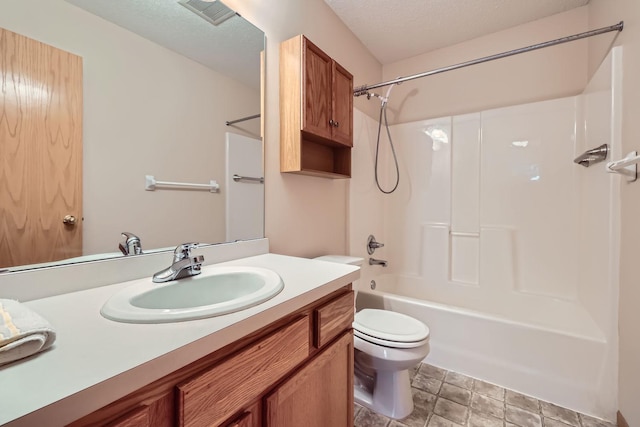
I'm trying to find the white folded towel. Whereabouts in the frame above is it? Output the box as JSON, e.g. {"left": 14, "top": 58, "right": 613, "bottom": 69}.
{"left": 0, "top": 299, "right": 56, "bottom": 367}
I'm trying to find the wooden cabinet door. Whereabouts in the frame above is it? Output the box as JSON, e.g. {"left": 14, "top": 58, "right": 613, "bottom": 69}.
{"left": 178, "top": 317, "right": 310, "bottom": 427}
{"left": 302, "top": 38, "right": 332, "bottom": 140}
{"left": 264, "top": 332, "right": 354, "bottom": 427}
{"left": 0, "top": 28, "right": 83, "bottom": 268}
{"left": 331, "top": 62, "right": 353, "bottom": 147}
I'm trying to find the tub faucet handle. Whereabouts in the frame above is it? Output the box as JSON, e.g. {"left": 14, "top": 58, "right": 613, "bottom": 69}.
{"left": 367, "top": 235, "right": 384, "bottom": 255}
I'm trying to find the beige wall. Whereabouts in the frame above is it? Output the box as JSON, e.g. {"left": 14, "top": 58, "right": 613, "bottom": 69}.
{"left": 588, "top": 2, "right": 640, "bottom": 425}
{"left": 0, "top": 0, "right": 260, "bottom": 258}
{"left": 215, "top": 3, "right": 636, "bottom": 421}
{"left": 383, "top": 7, "right": 590, "bottom": 124}
{"left": 222, "top": 0, "right": 382, "bottom": 257}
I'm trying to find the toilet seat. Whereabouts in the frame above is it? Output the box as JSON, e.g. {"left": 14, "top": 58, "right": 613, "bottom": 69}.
{"left": 353, "top": 309, "right": 430, "bottom": 349}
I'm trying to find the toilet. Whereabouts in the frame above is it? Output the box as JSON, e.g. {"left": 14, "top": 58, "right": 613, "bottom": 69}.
{"left": 314, "top": 255, "right": 431, "bottom": 420}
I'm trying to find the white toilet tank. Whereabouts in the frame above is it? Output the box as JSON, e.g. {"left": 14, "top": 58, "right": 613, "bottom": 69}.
{"left": 314, "top": 255, "right": 364, "bottom": 266}
{"left": 314, "top": 255, "right": 364, "bottom": 309}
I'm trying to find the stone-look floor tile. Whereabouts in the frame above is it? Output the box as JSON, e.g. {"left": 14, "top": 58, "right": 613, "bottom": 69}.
{"left": 413, "top": 371, "right": 443, "bottom": 395}
{"left": 434, "top": 397, "right": 468, "bottom": 425}
{"left": 443, "top": 371, "right": 473, "bottom": 390}
{"left": 470, "top": 393, "right": 504, "bottom": 419}
{"left": 544, "top": 418, "right": 574, "bottom": 427}
{"left": 419, "top": 363, "right": 447, "bottom": 381}
{"left": 439, "top": 383, "right": 471, "bottom": 406}
{"left": 579, "top": 414, "right": 617, "bottom": 427}
{"left": 427, "top": 414, "right": 462, "bottom": 427}
{"left": 540, "top": 401, "right": 579, "bottom": 426}
{"left": 505, "top": 390, "right": 539, "bottom": 413}
{"left": 354, "top": 406, "right": 391, "bottom": 427}
{"left": 410, "top": 365, "right": 420, "bottom": 381}
{"left": 505, "top": 405, "right": 542, "bottom": 427}
{"left": 472, "top": 380, "right": 505, "bottom": 401}
{"left": 467, "top": 411, "right": 503, "bottom": 427}
{"left": 398, "top": 388, "right": 438, "bottom": 427}
{"left": 388, "top": 420, "right": 413, "bottom": 427}
{"left": 355, "top": 403, "right": 363, "bottom": 418}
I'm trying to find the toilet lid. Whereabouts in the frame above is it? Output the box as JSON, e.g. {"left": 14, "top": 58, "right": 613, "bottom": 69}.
{"left": 353, "top": 309, "right": 430, "bottom": 344}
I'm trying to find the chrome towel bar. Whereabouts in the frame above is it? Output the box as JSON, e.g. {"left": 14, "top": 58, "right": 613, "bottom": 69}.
{"left": 232, "top": 174, "right": 264, "bottom": 183}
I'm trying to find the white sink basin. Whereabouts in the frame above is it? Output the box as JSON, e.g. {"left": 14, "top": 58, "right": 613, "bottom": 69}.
{"left": 101, "top": 266, "right": 284, "bottom": 323}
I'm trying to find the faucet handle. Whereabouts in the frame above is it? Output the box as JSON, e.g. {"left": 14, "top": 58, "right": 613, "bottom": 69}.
{"left": 173, "top": 243, "right": 200, "bottom": 262}
{"left": 367, "top": 235, "right": 384, "bottom": 255}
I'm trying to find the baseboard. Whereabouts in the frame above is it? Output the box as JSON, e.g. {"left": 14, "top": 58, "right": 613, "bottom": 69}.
{"left": 618, "top": 410, "right": 629, "bottom": 427}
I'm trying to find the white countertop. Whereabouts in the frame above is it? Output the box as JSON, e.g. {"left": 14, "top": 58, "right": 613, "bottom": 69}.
{"left": 0, "top": 253, "right": 359, "bottom": 426}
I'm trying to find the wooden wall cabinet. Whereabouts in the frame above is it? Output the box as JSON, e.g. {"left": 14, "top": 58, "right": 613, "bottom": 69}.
{"left": 280, "top": 35, "right": 353, "bottom": 178}
{"left": 69, "top": 288, "right": 354, "bottom": 427}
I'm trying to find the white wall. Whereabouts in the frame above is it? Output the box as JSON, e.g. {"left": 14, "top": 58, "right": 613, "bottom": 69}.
{"left": 0, "top": 0, "right": 260, "bottom": 256}
{"left": 588, "top": 2, "right": 640, "bottom": 425}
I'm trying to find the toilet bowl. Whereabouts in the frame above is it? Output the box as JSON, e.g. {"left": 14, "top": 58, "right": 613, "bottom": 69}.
{"left": 314, "top": 255, "right": 431, "bottom": 420}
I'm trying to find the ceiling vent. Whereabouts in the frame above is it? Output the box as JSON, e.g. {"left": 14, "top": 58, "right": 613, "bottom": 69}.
{"left": 178, "top": 0, "right": 237, "bottom": 26}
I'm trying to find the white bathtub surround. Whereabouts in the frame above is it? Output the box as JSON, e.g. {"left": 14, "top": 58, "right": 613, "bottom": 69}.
{"left": 350, "top": 48, "right": 622, "bottom": 421}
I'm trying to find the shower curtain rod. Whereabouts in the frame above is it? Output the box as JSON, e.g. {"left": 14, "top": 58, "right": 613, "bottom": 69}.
{"left": 225, "top": 113, "right": 260, "bottom": 126}
{"left": 354, "top": 21, "right": 624, "bottom": 96}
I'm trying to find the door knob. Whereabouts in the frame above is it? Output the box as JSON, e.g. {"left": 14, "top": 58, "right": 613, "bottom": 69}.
{"left": 63, "top": 215, "right": 77, "bottom": 226}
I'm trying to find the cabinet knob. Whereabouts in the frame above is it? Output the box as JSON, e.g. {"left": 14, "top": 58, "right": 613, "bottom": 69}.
{"left": 334, "top": 121, "right": 339, "bottom": 127}
{"left": 329, "top": 119, "right": 335, "bottom": 126}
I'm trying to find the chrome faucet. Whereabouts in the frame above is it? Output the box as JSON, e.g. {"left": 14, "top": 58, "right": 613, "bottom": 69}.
{"left": 119, "top": 232, "right": 142, "bottom": 256}
{"left": 369, "top": 258, "right": 388, "bottom": 267}
{"left": 152, "top": 243, "right": 204, "bottom": 283}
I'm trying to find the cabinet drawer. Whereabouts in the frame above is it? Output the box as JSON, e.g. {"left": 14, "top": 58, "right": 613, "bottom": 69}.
{"left": 177, "top": 316, "right": 310, "bottom": 427}
{"left": 314, "top": 291, "right": 353, "bottom": 348}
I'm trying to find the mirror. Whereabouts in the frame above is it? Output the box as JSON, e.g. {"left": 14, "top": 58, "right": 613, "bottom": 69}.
{"left": 0, "top": 0, "right": 265, "bottom": 271}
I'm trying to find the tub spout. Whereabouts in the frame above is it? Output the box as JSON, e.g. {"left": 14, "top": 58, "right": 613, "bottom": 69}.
{"left": 369, "top": 258, "right": 388, "bottom": 267}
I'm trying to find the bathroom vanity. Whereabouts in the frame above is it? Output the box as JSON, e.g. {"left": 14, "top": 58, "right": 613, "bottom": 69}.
{"left": 0, "top": 249, "right": 359, "bottom": 427}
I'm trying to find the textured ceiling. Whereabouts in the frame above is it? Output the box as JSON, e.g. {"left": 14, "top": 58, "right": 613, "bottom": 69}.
{"left": 324, "top": 0, "right": 590, "bottom": 64}
{"left": 64, "top": 0, "right": 264, "bottom": 89}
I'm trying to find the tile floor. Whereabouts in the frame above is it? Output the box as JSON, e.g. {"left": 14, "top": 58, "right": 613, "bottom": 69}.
{"left": 354, "top": 363, "right": 616, "bottom": 427}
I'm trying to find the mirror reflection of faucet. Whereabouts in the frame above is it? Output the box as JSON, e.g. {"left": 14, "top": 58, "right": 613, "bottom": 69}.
{"left": 152, "top": 243, "right": 204, "bottom": 283}
{"left": 119, "top": 232, "right": 143, "bottom": 256}
{"left": 369, "top": 258, "right": 388, "bottom": 267}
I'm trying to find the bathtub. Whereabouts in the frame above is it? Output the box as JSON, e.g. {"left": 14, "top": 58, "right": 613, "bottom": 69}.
{"left": 355, "top": 274, "right": 615, "bottom": 420}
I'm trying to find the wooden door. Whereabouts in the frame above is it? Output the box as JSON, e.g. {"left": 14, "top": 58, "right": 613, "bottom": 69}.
{"left": 331, "top": 62, "right": 353, "bottom": 147}
{"left": 264, "top": 332, "right": 354, "bottom": 427}
{"left": 302, "top": 37, "right": 332, "bottom": 140}
{"left": 0, "top": 28, "right": 83, "bottom": 268}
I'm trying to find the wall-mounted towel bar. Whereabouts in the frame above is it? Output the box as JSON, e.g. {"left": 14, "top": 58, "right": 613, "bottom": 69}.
{"left": 606, "top": 151, "right": 638, "bottom": 182}
{"left": 145, "top": 175, "right": 220, "bottom": 192}
{"left": 232, "top": 174, "right": 264, "bottom": 183}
